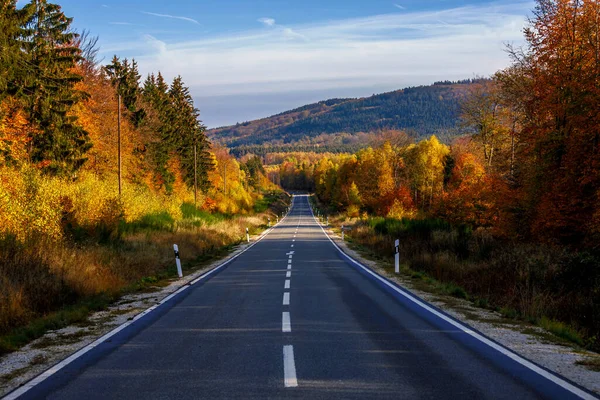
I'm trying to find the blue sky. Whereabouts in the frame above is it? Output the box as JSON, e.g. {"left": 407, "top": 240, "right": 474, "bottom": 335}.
{"left": 18, "top": 0, "right": 534, "bottom": 128}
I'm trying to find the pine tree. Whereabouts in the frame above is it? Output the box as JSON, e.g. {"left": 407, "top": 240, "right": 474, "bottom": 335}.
{"left": 168, "top": 76, "right": 213, "bottom": 191}
{"left": 20, "top": 0, "right": 90, "bottom": 174}
{"left": 104, "top": 56, "right": 144, "bottom": 126}
{"left": 0, "top": 1, "right": 31, "bottom": 101}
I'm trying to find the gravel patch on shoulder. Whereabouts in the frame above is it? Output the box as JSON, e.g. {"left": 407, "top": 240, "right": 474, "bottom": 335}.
{"left": 0, "top": 236, "right": 258, "bottom": 397}
{"left": 328, "top": 229, "right": 600, "bottom": 396}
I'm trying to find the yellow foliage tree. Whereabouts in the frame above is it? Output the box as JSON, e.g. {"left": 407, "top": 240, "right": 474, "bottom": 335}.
{"left": 405, "top": 135, "right": 450, "bottom": 208}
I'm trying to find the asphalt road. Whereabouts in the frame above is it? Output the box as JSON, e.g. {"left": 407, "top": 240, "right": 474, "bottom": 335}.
{"left": 8, "top": 195, "right": 596, "bottom": 399}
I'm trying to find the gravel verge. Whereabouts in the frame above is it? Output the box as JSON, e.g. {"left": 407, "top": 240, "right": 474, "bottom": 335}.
{"left": 2, "top": 222, "right": 599, "bottom": 398}
{"left": 326, "top": 227, "right": 600, "bottom": 396}
{"left": 0, "top": 234, "right": 261, "bottom": 398}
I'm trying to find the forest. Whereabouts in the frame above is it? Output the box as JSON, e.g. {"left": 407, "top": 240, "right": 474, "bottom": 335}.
{"left": 274, "top": 0, "right": 600, "bottom": 350}
{"left": 2, "top": 0, "right": 600, "bottom": 357}
{"left": 0, "top": 0, "right": 286, "bottom": 353}
{"left": 208, "top": 81, "right": 474, "bottom": 150}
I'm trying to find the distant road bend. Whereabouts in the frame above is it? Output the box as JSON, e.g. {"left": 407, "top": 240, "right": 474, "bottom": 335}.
{"left": 5, "top": 195, "right": 598, "bottom": 399}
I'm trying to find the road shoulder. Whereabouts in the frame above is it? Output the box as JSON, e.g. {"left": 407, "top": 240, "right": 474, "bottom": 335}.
{"left": 322, "top": 224, "right": 600, "bottom": 396}
{"left": 0, "top": 228, "right": 270, "bottom": 398}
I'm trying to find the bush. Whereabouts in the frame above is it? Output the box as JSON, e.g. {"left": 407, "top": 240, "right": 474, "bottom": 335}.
{"left": 347, "top": 215, "right": 600, "bottom": 350}
{"left": 0, "top": 165, "right": 290, "bottom": 351}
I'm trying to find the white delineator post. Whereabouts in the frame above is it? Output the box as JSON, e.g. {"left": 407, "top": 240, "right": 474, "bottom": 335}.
{"left": 173, "top": 244, "right": 183, "bottom": 278}
{"left": 268, "top": 217, "right": 271, "bottom": 227}
{"left": 341, "top": 225, "right": 345, "bottom": 241}
{"left": 394, "top": 239, "right": 400, "bottom": 274}
{"left": 246, "top": 228, "right": 250, "bottom": 243}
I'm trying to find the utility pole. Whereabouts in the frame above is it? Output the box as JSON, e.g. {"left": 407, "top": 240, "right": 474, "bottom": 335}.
{"left": 194, "top": 142, "right": 198, "bottom": 207}
{"left": 223, "top": 163, "right": 227, "bottom": 194}
{"left": 118, "top": 94, "right": 122, "bottom": 197}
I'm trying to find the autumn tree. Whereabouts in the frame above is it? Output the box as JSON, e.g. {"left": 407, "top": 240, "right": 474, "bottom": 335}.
{"left": 404, "top": 135, "right": 450, "bottom": 208}
{"left": 499, "top": 0, "right": 600, "bottom": 245}
{"left": 436, "top": 141, "right": 498, "bottom": 226}
{"left": 460, "top": 80, "right": 511, "bottom": 168}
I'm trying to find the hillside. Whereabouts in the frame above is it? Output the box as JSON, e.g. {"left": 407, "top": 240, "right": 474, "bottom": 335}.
{"left": 208, "top": 81, "right": 476, "bottom": 150}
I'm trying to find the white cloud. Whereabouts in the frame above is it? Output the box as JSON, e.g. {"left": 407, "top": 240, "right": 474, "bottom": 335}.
{"left": 281, "top": 27, "right": 308, "bottom": 41}
{"left": 107, "top": 1, "right": 531, "bottom": 105}
{"left": 258, "top": 17, "right": 276, "bottom": 27}
{"left": 142, "top": 11, "right": 199, "bottom": 25}
{"left": 394, "top": 4, "right": 406, "bottom": 10}
{"left": 142, "top": 34, "right": 168, "bottom": 54}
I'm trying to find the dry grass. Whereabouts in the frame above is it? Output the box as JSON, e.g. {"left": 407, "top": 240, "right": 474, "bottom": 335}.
{"left": 313, "top": 195, "right": 600, "bottom": 351}
{"left": 0, "top": 164, "right": 289, "bottom": 352}
{"left": 0, "top": 207, "right": 283, "bottom": 354}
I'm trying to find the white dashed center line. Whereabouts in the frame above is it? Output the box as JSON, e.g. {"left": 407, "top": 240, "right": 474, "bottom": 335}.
{"left": 287, "top": 265, "right": 292, "bottom": 270}
{"left": 286, "top": 271, "right": 291, "bottom": 278}
{"left": 283, "top": 345, "right": 298, "bottom": 387}
{"left": 282, "top": 312, "right": 291, "bottom": 332}
{"left": 283, "top": 292, "right": 290, "bottom": 305}
{"left": 284, "top": 280, "right": 290, "bottom": 289}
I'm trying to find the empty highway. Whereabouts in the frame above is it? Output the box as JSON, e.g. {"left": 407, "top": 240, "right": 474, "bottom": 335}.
{"left": 5, "top": 195, "right": 596, "bottom": 400}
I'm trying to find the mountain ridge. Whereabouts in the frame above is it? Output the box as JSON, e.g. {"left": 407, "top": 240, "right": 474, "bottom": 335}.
{"left": 208, "top": 80, "right": 479, "bottom": 151}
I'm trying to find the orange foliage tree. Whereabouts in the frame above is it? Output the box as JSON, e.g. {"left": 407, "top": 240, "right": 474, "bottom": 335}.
{"left": 498, "top": 0, "right": 600, "bottom": 245}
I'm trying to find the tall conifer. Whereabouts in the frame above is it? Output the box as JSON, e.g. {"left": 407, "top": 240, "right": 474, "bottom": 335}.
{"left": 20, "top": 0, "right": 90, "bottom": 174}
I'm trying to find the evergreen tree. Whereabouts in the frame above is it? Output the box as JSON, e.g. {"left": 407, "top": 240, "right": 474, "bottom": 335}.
{"left": 245, "top": 155, "right": 265, "bottom": 188}
{"left": 0, "top": 1, "right": 32, "bottom": 101}
{"left": 168, "top": 76, "right": 213, "bottom": 191}
{"left": 104, "top": 56, "right": 144, "bottom": 126}
{"left": 20, "top": 0, "right": 90, "bottom": 174}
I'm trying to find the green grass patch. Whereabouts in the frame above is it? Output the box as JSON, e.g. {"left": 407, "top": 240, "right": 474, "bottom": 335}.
{"left": 473, "top": 298, "right": 489, "bottom": 309}
{"left": 499, "top": 307, "right": 518, "bottom": 319}
{"left": 538, "top": 317, "right": 584, "bottom": 346}
{"left": 119, "top": 212, "right": 176, "bottom": 234}
{"left": 253, "top": 197, "right": 270, "bottom": 213}
{"left": 180, "top": 203, "right": 228, "bottom": 224}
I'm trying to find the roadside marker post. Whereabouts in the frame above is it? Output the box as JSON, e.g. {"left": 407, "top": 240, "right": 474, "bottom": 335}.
{"left": 394, "top": 239, "right": 400, "bottom": 274}
{"left": 268, "top": 217, "right": 271, "bottom": 227}
{"left": 173, "top": 244, "right": 183, "bottom": 278}
{"left": 246, "top": 228, "right": 250, "bottom": 243}
{"left": 326, "top": 216, "right": 329, "bottom": 226}
{"left": 341, "top": 225, "right": 344, "bottom": 241}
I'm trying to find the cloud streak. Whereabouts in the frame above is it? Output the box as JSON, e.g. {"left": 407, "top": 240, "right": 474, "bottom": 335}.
{"left": 142, "top": 11, "right": 199, "bottom": 25}
{"left": 104, "top": 1, "right": 532, "bottom": 126}
{"left": 258, "top": 17, "right": 276, "bottom": 27}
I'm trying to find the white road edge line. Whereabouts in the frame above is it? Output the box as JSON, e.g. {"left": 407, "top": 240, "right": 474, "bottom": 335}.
{"left": 308, "top": 200, "right": 596, "bottom": 400}
{"left": 2, "top": 215, "right": 287, "bottom": 400}
{"left": 282, "top": 312, "right": 291, "bottom": 332}
{"left": 283, "top": 345, "right": 298, "bottom": 388}
{"left": 283, "top": 292, "right": 290, "bottom": 306}
{"left": 284, "top": 280, "right": 291, "bottom": 289}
